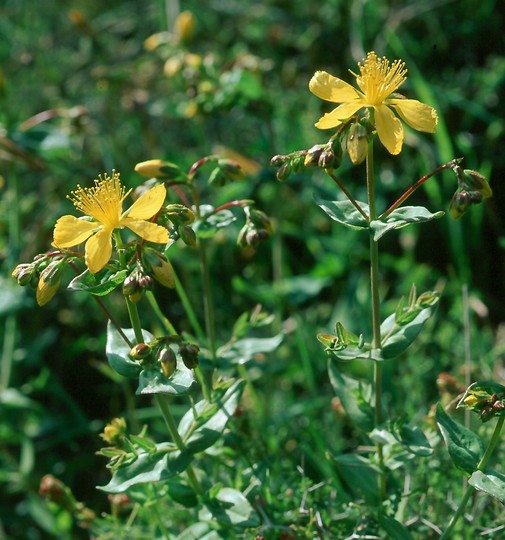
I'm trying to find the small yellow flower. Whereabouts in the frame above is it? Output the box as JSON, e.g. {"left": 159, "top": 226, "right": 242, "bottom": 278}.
{"left": 53, "top": 171, "right": 169, "bottom": 273}
{"left": 309, "top": 51, "right": 438, "bottom": 155}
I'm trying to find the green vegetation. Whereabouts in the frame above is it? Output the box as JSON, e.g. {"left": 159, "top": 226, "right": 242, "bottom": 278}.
{"left": 1, "top": 1, "right": 504, "bottom": 539}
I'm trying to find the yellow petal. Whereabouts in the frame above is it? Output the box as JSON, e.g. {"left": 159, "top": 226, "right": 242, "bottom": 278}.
{"left": 315, "top": 102, "right": 363, "bottom": 129}
{"left": 123, "top": 219, "right": 169, "bottom": 244}
{"left": 125, "top": 183, "right": 166, "bottom": 220}
{"left": 375, "top": 105, "right": 404, "bottom": 155}
{"left": 389, "top": 98, "right": 438, "bottom": 133}
{"left": 53, "top": 215, "right": 97, "bottom": 248}
{"left": 309, "top": 71, "right": 360, "bottom": 103}
{"left": 85, "top": 228, "right": 113, "bottom": 273}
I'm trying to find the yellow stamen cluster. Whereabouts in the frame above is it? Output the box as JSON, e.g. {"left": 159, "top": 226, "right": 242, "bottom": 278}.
{"left": 68, "top": 171, "right": 131, "bottom": 227}
{"left": 354, "top": 52, "right": 407, "bottom": 106}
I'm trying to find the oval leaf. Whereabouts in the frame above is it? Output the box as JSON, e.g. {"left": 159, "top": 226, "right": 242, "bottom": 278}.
{"left": 137, "top": 364, "right": 195, "bottom": 395}
{"left": 199, "top": 487, "right": 259, "bottom": 528}
{"left": 69, "top": 269, "right": 128, "bottom": 296}
{"left": 314, "top": 194, "right": 369, "bottom": 230}
{"left": 469, "top": 470, "right": 505, "bottom": 504}
{"left": 435, "top": 403, "right": 485, "bottom": 475}
{"left": 371, "top": 206, "right": 444, "bottom": 241}
{"left": 106, "top": 323, "right": 154, "bottom": 379}
{"left": 99, "top": 449, "right": 191, "bottom": 493}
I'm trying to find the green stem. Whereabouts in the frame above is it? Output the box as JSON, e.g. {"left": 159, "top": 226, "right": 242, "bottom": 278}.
{"left": 145, "top": 290, "right": 177, "bottom": 336}
{"left": 199, "top": 238, "right": 217, "bottom": 362}
{"left": 155, "top": 394, "right": 204, "bottom": 497}
{"left": 174, "top": 270, "right": 205, "bottom": 341}
{"left": 366, "top": 139, "right": 386, "bottom": 502}
{"left": 439, "top": 416, "right": 505, "bottom": 539}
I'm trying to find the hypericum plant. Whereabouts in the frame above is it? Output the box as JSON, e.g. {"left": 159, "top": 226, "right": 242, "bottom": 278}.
{"left": 272, "top": 51, "right": 497, "bottom": 538}
{"left": 12, "top": 156, "right": 277, "bottom": 537}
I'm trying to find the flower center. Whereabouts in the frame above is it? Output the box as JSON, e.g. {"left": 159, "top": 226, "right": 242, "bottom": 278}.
{"left": 354, "top": 51, "right": 407, "bottom": 106}
{"left": 68, "top": 171, "right": 131, "bottom": 228}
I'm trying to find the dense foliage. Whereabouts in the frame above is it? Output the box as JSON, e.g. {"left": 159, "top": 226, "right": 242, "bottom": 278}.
{"left": 1, "top": 1, "right": 504, "bottom": 538}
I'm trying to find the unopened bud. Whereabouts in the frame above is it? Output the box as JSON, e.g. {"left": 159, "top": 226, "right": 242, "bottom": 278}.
{"left": 36, "top": 260, "right": 63, "bottom": 306}
{"left": 179, "top": 224, "right": 197, "bottom": 246}
{"left": 158, "top": 347, "right": 177, "bottom": 378}
{"left": 135, "top": 159, "right": 181, "bottom": 180}
{"left": 346, "top": 123, "right": 369, "bottom": 165}
{"left": 130, "top": 343, "right": 151, "bottom": 360}
{"left": 461, "top": 169, "right": 492, "bottom": 198}
{"left": 12, "top": 263, "right": 36, "bottom": 287}
{"left": 304, "top": 145, "right": 324, "bottom": 166}
{"left": 142, "top": 247, "right": 175, "bottom": 288}
{"left": 275, "top": 161, "right": 291, "bottom": 182}
{"left": 449, "top": 191, "right": 471, "bottom": 219}
{"left": 100, "top": 417, "right": 127, "bottom": 445}
{"left": 270, "top": 154, "right": 287, "bottom": 167}
{"left": 173, "top": 10, "right": 196, "bottom": 45}
{"left": 179, "top": 343, "right": 199, "bottom": 369}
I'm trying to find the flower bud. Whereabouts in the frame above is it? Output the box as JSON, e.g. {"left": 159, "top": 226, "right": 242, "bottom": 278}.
{"left": 122, "top": 272, "right": 140, "bottom": 296}
{"left": 179, "top": 224, "right": 197, "bottom": 246}
{"left": 100, "top": 417, "right": 127, "bottom": 445}
{"left": 142, "top": 247, "right": 175, "bottom": 288}
{"left": 461, "top": 169, "right": 492, "bottom": 198}
{"left": 179, "top": 343, "right": 199, "bottom": 369}
{"left": 134, "top": 159, "right": 181, "bottom": 180}
{"left": 164, "top": 204, "right": 196, "bottom": 226}
{"left": 304, "top": 145, "right": 324, "bottom": 166}
{"left": 158, "top": 347, "right": 177, "bottom": 378}
{"left": 270, "top": 155, "right": 287, "bottom": 167}
{"left": 275, "top": 161, "right": 292, "bottom": 182}
{"left": 130, "top": 343, "right": 151, "bottom": 360}
{"left": 346, "top": 123, "right": 369, "bottom": 165}
{"left": 36, "top": 260, "right": 63, "bottom": 306}
{"left": 40, "top": 475, "right": 74, "bottom": 508}
{"left": 449, "top": 191, "right": 471, "bottom": 219}
{"left": 173, "top": 10, "right": 196, "bottom": 45}
{"left": 12, "top": 263, "right": 37, "bottom": 287}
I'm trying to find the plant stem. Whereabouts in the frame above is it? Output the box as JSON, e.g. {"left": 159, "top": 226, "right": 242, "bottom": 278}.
{"left": 199, "top": 238, "right": 217, "bottom": 362}
{"left": 155, "top": 394, "right": 204, "bottom": 497}
{"left": 366, "top": 139, "right": 386, "bottom": 502}
{"left": 439, "top": 416, "right": 505, "bottom": 539}
{"left": 327, "top": 170, "right": 369, "bottom": 222}
{"left": 379, "top": 159, "right": 463, "bottom": 219}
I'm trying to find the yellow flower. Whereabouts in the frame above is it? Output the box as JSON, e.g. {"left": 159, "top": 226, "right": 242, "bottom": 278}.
{"left": 53, "top": 171, "right": 169, "bottom": 273}
{"left": 309, "top": 51, "right": 438, "bottom": 155}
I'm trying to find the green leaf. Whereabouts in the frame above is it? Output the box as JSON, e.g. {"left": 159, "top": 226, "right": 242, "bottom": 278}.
{"left": 105, "top": 323, "right": 153, "bottom": 379}
{"left": 217, "top": 333, "right": 283, "bottom": 366}
{"left": 378, "top": 514, "right": 414, "bottom": 540}
{"left": 137, "top": 363, "right": 195, "bottom": 395}
{"left": 469, "top": 470, "right": 505, "bottom": 504}
{"left": 435, "top": 403, "right": 485, "bottom": 475}
{"left": 328, "top": 361, "right": 374, "bottom": 432}
{"left": 167, "top": 478, "right": 199, "bottom": 507}
{"left": 200, "top": 487, "right": 260, "bottom": 528}
{"left": 370, "top": 206, "right": 444, "bottom": 241}
{"left": 99, "top": 447, "right": 191, "bottom": 493}
{"left": 392, "top": 423, "right": 433, "bottom": 457}
{"left": 330, "top": 453, "right": 381, "bottom": 504}
{"left": 178, "top": 379, "right": 245, "bottom": 453}
{"left": 176, "top": 524, "right": 220, "bottom": 540}
{"left": 194, "top": 208, "right": 236, "bottom": 239}
{"left": 381, "top": 293, "right": 439, "bottom": 359}
{"left": 314, "top": 195, "right": 369, "bottom": 230}
{"left": 69, "top": 268, "right": 128, "bottom": 296}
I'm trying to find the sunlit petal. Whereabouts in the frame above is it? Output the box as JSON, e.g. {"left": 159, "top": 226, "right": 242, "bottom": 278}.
{"left": 375, "top": 105, "right": 404, "bottom": 155}
{"left": 85, "top": 228, "right": 113, "bottom": 273}
{"left": 389, "top": 98, "right": 438, "bottom": 133}
{"left": 53, "top": 216, "right": 97, "bottom": 248}
{"left": 315, "top": 102, "right": 364, "bottom": 129}
{"left": 123, "top": 218, "right": 169, "bottom": 244}
{"left": 125, "top": 183, "right": 167, "bottom": 220}
{"left": 309, "top": 71, "right": 361, "bottom": 103}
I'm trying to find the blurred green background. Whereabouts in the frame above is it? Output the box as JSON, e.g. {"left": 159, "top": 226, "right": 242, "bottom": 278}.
{"left": 1, "top": 0, "right": 504, "bottom": 538}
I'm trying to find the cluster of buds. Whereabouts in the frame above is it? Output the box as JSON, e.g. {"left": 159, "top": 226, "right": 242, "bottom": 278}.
{"left": 122, "top": 263, "right": 154, "bottom": 303}
{"left": 100, "top": 417, "right": 127, "bottom": 446}
{"left": 39, "top": 475, "right": 96, "bottom": 528}
{"left": 271, "top": 119, "right": 373, "bottom": 182}
{"left": 161, "top": 203, "right": 197, "bottom": 247}
{"left": 449, "top": 166, "right": 492, "bottom": 219}
{"left": 457, "top": 381, "right": 505, "bottom": 422}
{"left": 129, "top": 335, "right": 200, "bottom": 377}
{"left": 12, "top": 253, "right": 66, "bottom": 306}
{"left": 208, "top": 158, "right": 245, "bottom": 187}
{"left": 237, "top": 206, "right": 273, "bottom": 248}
